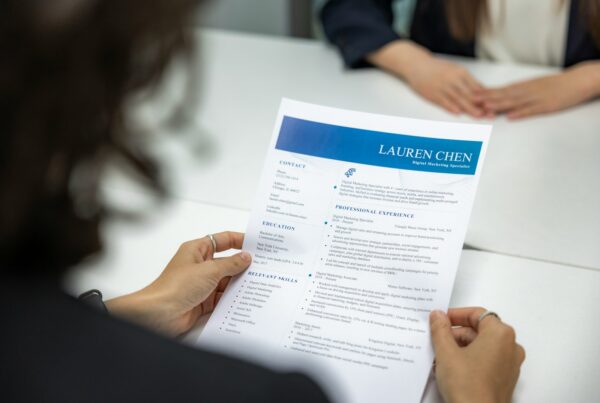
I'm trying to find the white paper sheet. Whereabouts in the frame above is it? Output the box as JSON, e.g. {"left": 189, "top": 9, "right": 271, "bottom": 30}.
{"left": 197, "top": 99, "right": 491, "bottom": 403}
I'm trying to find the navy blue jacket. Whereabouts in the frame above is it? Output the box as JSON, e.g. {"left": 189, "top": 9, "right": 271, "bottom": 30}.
{"left": 0, "top": 275, "right": 331, "bottom": 403}
{"left": 321, "top": 0, "right": 600, "bottom": 68}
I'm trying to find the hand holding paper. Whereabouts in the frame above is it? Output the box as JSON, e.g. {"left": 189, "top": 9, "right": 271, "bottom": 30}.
{"left": 430, "top": 308, "right": 525, "bottom": 403}
{"left": 198, "top": 99, "right": 491, "bottom": 403}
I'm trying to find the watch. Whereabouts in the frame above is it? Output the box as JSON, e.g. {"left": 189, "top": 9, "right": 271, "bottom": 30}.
{"left": 78, "top": 289, "right": 108, "bottom": 313}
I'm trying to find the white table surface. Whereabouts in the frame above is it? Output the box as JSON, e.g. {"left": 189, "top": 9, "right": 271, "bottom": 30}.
{"left": 66, "top": 193, "right": 600, "bottom": 403}
{"left": 107, "top": 29, "right": 600, "bottom": 270}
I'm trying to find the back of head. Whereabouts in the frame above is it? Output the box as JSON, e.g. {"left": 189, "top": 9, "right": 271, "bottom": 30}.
{"left": 0, "top": 0, "right": 201, "bottom": 275}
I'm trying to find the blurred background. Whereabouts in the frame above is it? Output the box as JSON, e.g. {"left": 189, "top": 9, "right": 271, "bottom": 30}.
{"left": 198, "top": 0, "right": 316, "bottom": 37}
{"left": 197, "top": 0, "right": 414, "bottom": 38}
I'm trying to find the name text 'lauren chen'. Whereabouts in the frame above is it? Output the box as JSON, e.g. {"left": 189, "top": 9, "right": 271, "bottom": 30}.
{"left": 378, "top": 145, "right": 472, "bottom": 163}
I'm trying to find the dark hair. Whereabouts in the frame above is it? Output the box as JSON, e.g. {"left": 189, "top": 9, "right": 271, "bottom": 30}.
{"left": 0, "top": 0, "right": 200, "bottom": 274}
{"left": 445, "top": 0, "right": 600, "bottom": 46}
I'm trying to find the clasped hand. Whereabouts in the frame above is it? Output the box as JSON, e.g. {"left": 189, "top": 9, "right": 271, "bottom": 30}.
{"left": 407, "top": 55, "right": 597, "bottom": 120}
{"left": 371, "top": 41, "right": 599, "bottom": 120}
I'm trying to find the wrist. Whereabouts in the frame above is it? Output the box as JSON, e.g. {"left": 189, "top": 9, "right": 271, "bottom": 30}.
{"left": 447, "top": 393, "right": 497, "bottom": 403}
{"left": 106, "top": 287, "right": 172, "bottom": 331}
{"left": 366, "top": 39, "right": 432, "bottom": 80}
{"left": 566, "top": 61, "right": 600, "bottom": 100}
{"left": 105, "top": 290, "right": 145, "bottom": 319}
{"left": 444, "top": 381, "right": 500, "bottom": 403}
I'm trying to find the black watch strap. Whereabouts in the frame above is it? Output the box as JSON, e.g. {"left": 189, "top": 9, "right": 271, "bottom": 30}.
{"left": 78, "top": 289, "right": 108, "bottom": 313}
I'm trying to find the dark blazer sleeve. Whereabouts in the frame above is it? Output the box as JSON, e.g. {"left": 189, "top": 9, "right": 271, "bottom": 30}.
{"left": 0, "top": 278, "right": 333, "bottom": 403}
{"left": 320, "top": 0, "right": 400, "bottom": 68}
{"left": 565, "top": 0, "right": 600, "bottom": 67}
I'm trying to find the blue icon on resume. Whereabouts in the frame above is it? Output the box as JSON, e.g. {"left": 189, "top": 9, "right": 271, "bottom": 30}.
{"left": 344, "top": 168, "right": 356, "bottom": 178}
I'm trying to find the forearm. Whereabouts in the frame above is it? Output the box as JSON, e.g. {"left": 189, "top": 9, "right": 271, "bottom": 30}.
{"left": 567, "top": 60, "right": 600, "bottom": 100}
{"left": 366, "top": 39, "right": 432, "bottom": 80}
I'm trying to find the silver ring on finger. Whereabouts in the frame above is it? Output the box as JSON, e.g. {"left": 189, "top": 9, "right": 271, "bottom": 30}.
{"left": 207, "top": 234, "right": 217, "bottom": 254}
{"left": 478, "top": 310, "right": 500, "bottom": 326}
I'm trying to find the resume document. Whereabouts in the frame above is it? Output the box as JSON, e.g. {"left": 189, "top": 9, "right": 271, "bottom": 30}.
{"left": 197, "top": 99, "right": 491, "bottom": 403}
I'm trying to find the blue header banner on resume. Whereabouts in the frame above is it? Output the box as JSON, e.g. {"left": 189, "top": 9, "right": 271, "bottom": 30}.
{"left": 275, "top": 116, "right": 483, "bottom": 175}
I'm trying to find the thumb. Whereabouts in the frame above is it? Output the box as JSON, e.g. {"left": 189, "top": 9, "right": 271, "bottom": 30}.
{"left": 206, "top": 251, "right": 252, "bottom": 280}
{"left": 430, "top": 310, "right": 458, "bottom": 359}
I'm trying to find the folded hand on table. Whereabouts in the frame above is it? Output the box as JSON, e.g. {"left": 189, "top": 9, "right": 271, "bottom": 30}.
{"left": 403, "top": 54, "right": 487, "bottom": 118}
{"left": 106, "top": 231, "right": 251, "bottom": 336}
{"left": 370, "top": 41, "right": 600, "bottom": 120}
{"left": 477, "top": 62, "right": 600, "bottom": 120}
{"left": 368, "top": 41, "right": 488, "bottom": 118}
{"left": 430, "top": 307, "right": 526, "bottom": 403}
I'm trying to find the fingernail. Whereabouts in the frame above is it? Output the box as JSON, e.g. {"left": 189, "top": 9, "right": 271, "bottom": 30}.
{"left": 240, "top": 251, "right": 252, "bottom": 262}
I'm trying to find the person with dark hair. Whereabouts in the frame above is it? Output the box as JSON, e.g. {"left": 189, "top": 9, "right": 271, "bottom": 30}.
{"left": 321, "top": 0, "right": 600, "bottom": 119}
{"left": 0, "top": 1, "right": 524, "bottom": 402}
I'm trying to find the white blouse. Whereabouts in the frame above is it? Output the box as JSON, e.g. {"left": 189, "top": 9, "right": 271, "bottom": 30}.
{"left": 476, "top": 0, "right": 571, "bottom": 66}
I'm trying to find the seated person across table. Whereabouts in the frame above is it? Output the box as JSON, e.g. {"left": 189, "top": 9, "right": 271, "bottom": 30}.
{"left": 0, "top": 1, "right": 524, "bottom": 402}
{"left": 321, "top": 0, "right": 600, "bottom": 119}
